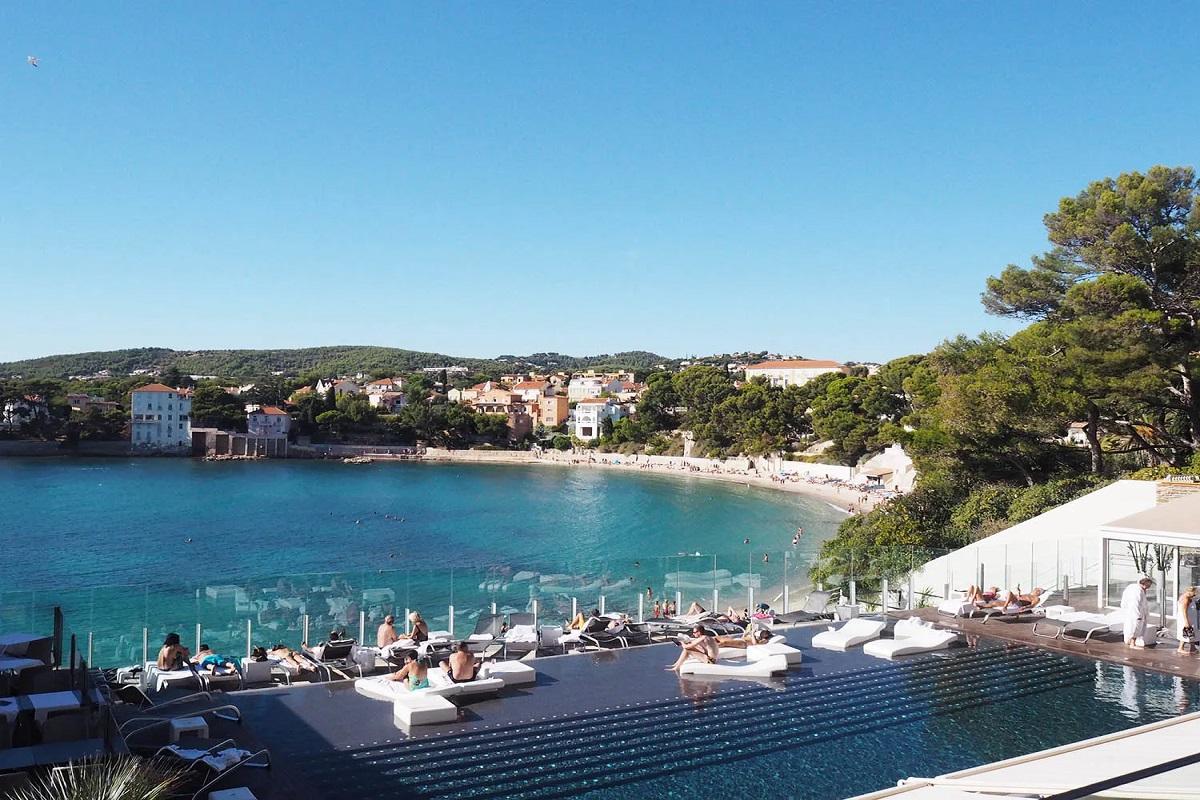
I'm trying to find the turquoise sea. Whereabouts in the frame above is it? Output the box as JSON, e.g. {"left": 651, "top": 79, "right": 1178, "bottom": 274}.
{"left": 0, "top": 458, "right": 842, "bottom": 664}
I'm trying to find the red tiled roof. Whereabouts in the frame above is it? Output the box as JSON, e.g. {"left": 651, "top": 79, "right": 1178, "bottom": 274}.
{"left": 578, "top": 398, "right": 612, "bottom": 404}
{"left": 255, "top": 406, "right": 290, "bottom": 415}
{"left": 132, "top": 383, "right": 178, "bottom": 393}
{"left": 745, "top": 359, "right": 845, "bottom": 370}
{"left": 512, "top": 381, "right": 549, "bottom": 390}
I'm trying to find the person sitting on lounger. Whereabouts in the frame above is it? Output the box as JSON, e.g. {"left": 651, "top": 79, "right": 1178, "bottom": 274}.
{"left": 566, "top": 611, "right": 588, "bottom": 631}
{"left": 156, "top": 632, "right": 190, "bottom": 670}
{"left": 685, "top": 602, "right": 707, "bottom": 616}
{"left": 384, "top": 650, "right": 429, "bottom": 690}
{"left": 441, "top": 641, "right": 479, "bottom": 683}
{"left": 404, "top": 611, "right": 429, "bottom": 644}
{"left": 377, "top": 614, "right": 400, "bottom": 649}
{"left": 669, "top": 625, "right": 720, "bottom": 671}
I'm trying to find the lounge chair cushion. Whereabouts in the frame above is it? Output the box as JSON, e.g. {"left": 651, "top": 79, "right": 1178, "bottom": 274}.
{"left": 746, "top": 641, "right": 803, "bottom": 665}
{"left": 392, "top": 693, "right": 458, "bottom": 727}
{"left": 679, "top": 654, "right": 789, "bottom": 677}
{"left": 811, "top": 618, "right": 886, "bottom": 651}
{"left": 481, "top": 661, "right": 536, "bottom": 687}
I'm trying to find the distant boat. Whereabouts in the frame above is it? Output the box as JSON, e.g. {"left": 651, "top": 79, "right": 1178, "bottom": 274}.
{"left": 342, "top": 456, "right": 373, "bottom": 464}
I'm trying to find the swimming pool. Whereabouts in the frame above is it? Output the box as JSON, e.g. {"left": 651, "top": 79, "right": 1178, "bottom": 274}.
{"left": 255, "top": 636, "right": 1199, "bottom": 799}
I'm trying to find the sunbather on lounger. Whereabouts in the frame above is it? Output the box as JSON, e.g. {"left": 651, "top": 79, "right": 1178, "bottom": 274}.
{"left": 269, "top": 644, "right": 317, "bottom": 674}
{"left": 191, "top": 644, "right": 239, "bottom": 675}
{"left": 669, "top": 626, "right": 719, "bottom": 671}
{"left": 384, "top": 651, "right": 429, "bottom": 690}
{"left": 964, "top": 585, "right": 1001, "bottom": 605}
{"left": 441, "top": 641, "right": 480, "bottom": 683}
{"left": 404, "top": 611, "right": 429, "bottom": 644}
{"left": 685, "top": 602, "right": 707, "bottom": 616}
{"left": 378, "top": 615, "right": 400, "bottom": 649}
{"left": 156, "top": 633, "right": 190, "bottom": 670}
{"left": 1001, "top": 588, "right": 1044, "bottom": 608}
{"left": 714, "top": 628, "right": 772, "bottom": 648}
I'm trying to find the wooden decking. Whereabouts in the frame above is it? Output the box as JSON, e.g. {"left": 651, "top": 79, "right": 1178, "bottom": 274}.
{"left": 899, "top": 606, "right": 1200, "bottom": 680}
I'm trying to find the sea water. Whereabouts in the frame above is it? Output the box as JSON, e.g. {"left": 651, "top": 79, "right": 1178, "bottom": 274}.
{"left": 0, "top": 458, "right": 843, "bottom": 658}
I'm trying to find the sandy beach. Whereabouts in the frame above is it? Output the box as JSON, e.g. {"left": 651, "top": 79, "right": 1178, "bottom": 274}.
{"left": 420, "top": 447, "right": 889, "bottom": 515}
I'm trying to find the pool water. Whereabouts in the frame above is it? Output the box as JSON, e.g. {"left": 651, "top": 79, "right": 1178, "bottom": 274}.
{"left": 289, "top": 641, "right": 1199, "bottom": 800}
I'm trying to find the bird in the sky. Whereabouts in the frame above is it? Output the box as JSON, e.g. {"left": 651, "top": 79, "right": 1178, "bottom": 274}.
{"left": 27, "top": 56, "right": 39, "bottom": 68}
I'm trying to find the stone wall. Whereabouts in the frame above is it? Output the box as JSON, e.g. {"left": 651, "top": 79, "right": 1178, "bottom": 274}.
{"left": 0, "top": 440, "right": 134, "bottom": 457}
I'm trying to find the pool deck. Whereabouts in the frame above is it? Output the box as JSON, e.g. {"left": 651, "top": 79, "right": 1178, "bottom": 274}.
{"left": 898, "top": 606, "right": 1200, "bottom": 680}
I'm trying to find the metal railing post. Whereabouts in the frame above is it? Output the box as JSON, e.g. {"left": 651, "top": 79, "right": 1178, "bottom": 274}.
{"left": 849, "top": 580, "right": 857, "bottom": 608}
{"left": 748, "top": 586, "right": 754, "bottom": 611}
{"left": 532, "top": 599, "right": 539, "bottom": 628}
{"left": 140, "top": 628, "right": 148, "bottom": 691}
{"left": 571, "top": 597, "right": 578, "bottom": 621}
{"left": 87, "top": 632, "right": 93, "bottom": 667}
{"left": 302, "top": 614, "right": 310, "bottom": 646}
{"left": 491, "top": 601, "right": 497, "bottom": 615}
{"left": 246, "top": 620, "right": 252, "bottom": 660}
{"left": 783, "top": 585, "right": 790, "bottom": 614}
{"left": 359, "top": 610, "right": 366, "bottom": 644}
{"left": 1063, "top": 574, "right": 1071, "bottom": 605}
{"left": 195, "top": 623, "right": 202, "bottom": 657}
{"left": 881, "top": 579, "right": 889, "bottom": 614}
{"left": 599, "top": 595, "right": 606, "bottom": 616}
{"left": 637, "top": 594, "right": 644, "bottom": 623}
{"left": 448, "top": 605, "right": 455, "bottom": 636}
{"left": 675, "top": 591, "right": 682, "bottom": 614}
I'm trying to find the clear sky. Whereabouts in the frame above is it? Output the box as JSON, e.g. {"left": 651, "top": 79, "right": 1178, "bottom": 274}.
{"left": 3, "top": 3, "right": 1197, "bottom": 364}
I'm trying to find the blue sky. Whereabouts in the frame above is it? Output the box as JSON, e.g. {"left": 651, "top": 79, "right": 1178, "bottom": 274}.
{"left": 2, "top": 3, "right": 1197, "bottom": 364}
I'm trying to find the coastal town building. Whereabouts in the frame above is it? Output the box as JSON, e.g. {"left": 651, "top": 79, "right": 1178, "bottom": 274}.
{"left": 367, "top": 392, "right": 406, "bottom": 412}
{"left": 130, "top": 384, "right": 191, "bottom": 449}
{"left": 66, "top": 393, "right": 120, "bottom": 414}
{"left": 535, "top": 395, "right": 570, "bottom": 428}
{"left": 567, "top": 376, "right": 623, "bottom": 402}
{"left": 572, "top": 397, "right": 625, "bottom": 440}
{"left": 365, "top": 377, "right": 404, "bottom": 394}
{"left": 247, "top": 406, "right": 292, "bottom": 438}
{"left": 743, "top": 359, "right": 848, "bottom": 387}
{"left": 511, "top": 380, "right": 553, "bottom": 403}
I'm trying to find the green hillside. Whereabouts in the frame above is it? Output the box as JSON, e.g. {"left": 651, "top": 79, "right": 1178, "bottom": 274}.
{"left": 0, "top": 346, "right": 673, "bottom": 379}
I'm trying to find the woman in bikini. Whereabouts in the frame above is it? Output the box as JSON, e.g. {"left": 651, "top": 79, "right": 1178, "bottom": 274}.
{"left": 384, "top": 650, "right": 429, "bottom": 691}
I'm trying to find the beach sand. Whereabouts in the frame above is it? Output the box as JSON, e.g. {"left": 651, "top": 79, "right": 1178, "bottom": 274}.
{"left": 420, "top": 448, "right": 887, "bottom": 516}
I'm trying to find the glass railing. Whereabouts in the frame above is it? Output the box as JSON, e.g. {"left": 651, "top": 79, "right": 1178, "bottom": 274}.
{"left": 0, "top": 539, "right": 1110, "bottom": 669}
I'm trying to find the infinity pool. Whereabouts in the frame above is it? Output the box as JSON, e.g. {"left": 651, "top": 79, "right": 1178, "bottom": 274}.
{"left": 230, "top": 630, "right": 1200, "bottom": 800}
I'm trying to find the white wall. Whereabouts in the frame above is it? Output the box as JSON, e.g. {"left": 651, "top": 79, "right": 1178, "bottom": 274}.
{"left": 909, "top": 480, "right": 1159, "bottom": 598}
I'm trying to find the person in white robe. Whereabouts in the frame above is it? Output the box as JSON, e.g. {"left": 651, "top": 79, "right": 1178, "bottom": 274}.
{"left": 1120, "top": 575, "right": 1153, "bottom": 648}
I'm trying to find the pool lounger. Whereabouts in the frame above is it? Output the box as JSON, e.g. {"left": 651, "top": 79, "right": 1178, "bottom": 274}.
{"left": 863, "top": 618, "right": 958, "bottom": 660}
{"left": 811, "top": 618, "right": 887, "bottom": 651}
{"left": 355, "top": 671, "right": 505, "bottom": 703}
{"left": 1033, "top": 610, "right": 1124, "bottom": 642}
{"left": 773, "top": 591, "right": 835, "bottom": 623}
{"left": 715, "top": 635, "right": 803, "bottom": 665}
{"left": 679, "top": 654, "right": 789, "bottom": 677}
{"left": 979, "top": 590, "right": 1056, "bottom": 622}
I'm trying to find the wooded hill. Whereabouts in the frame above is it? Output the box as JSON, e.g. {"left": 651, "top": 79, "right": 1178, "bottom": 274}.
{"left": 0, "top": 346, "right": 674, "bottom": 380}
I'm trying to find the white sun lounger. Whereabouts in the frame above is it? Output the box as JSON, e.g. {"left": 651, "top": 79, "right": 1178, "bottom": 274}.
{"left": 355, "top": 671, "right": 504, "bottom": 702}
{"left": 715, "top": 635, "right": 803, "bottom": 665}
{"left": 679, "top": 653, "right": 789, "bottom": 677}
{"left": 811, "top": 618, "right": 886, "bottom": 651}
{"left": 863, "top": 618, "right": 959, "bottom": 660}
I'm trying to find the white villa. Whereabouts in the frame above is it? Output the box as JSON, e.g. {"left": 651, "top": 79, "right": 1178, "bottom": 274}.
{"left": 130, "top": 384, "right": 191, "bottom": 449}
{"left": 743, "top": 359, "right": 848, "bottom": 387}
{"left": 247, "top": 406, "right": 292, "bottom": 438}
{"left": 572, "top": 398, "right": 625, "bottom": 440}
{"left": 566, "top": 376, "right": 623, "bottom": 402}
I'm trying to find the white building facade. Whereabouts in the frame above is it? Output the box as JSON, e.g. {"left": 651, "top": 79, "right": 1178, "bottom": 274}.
{"left": 743, "top": 359, "right": 848, "bottom": 388}
{"left": 567, "top": 376, "right": 623, "bottom": 402}
{"left": 572, "top": 399, "right": 625, "bottom": 440}
{"left": 247, "top": 406, "right": 292, "bottom": 437}
{"left": 131, "top": 384, "right": 191, "bottom": 449}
